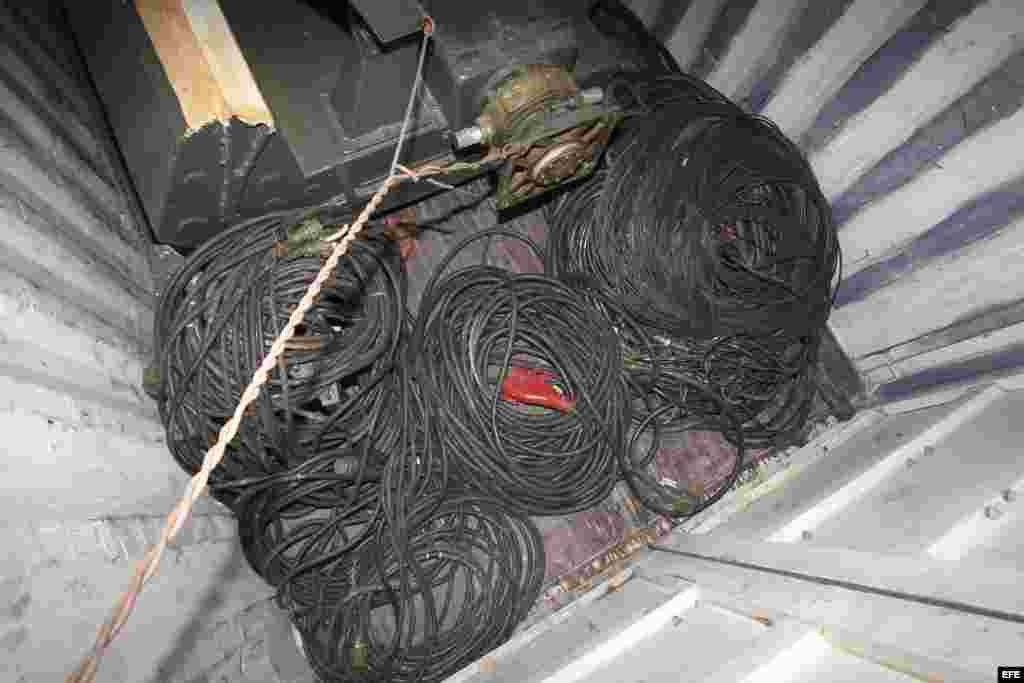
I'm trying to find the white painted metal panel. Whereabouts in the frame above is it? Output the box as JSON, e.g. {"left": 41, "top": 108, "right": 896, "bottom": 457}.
{"left": 705, "top": 0, "right": 810, "bottom": 101}
{"left": 840, "top": 106, "right": 1024, "bottom": 276}
{"left": 570, "top": 600, "right": 768, "bottom": 683}
{"left": 12, "top": 537, "right": 273, "bottom": 682}
{"left": 768, "top": 387, "right": 1003, "bottom": 544}
{"left": 831, "top": 216, "right": 1024, "bottom": 360}
{"left": 810, "top": 0, "right": 1024, "bottom": 200}
{"left": 646, "top": 536, "right": 1022, "bottom": 676}
{"left": 0, "top": 8, "right": 275, "bottom": 683}
{"left": 0, "top": 35, "right": 110, "bottom": 178}
{"left": 810, "top": 391, "right": 1024, "bottom": 556}
{"left": 0, "top": 192, "right": 151, "bottom": 348}
{"left": 761, "top": 0, "right": 926, "bottom": 140}
{"left": 0, "top": 141, "right": 152, "bottom": 298}
{"left": 663, "top": 0, "right": 729, "bottom": 72}
{"left": 707, "top": 396, "right": 972, "bottom": 540}
{"left": 679, "top": 411, "right": 885, "bottom": 536}
{"left": 787, "top": 636, "right": 925, "bottom": 683}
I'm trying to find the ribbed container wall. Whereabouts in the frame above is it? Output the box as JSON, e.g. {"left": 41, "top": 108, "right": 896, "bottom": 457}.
{"left": 0, "top": 4, "right": 275, "bottom": 682}
{"left": 633, "top": 0, "right": 1024, "bottom": 406}
{"left": 2, "top": 0, "right": 1024, "bottom": 681}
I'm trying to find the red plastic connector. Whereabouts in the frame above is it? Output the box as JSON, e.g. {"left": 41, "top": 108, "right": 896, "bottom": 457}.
{"left": 500, "top": 366, "right": 574, "bottom": 413}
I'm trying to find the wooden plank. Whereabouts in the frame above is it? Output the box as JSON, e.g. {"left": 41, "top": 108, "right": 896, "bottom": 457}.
{"left": 181, "top": 0, "right": 273, "bottom": 126}
{"left": 705, "top": 0, "right": 810, "bottom": 101}
{"left": 831, "top": 216, "right": 1024, "bottom": 360}
{"left": 663, "top": 0, "right": 729, "bottom": 72}
{"left": 135, "top": 0, "right": 229, "bottom": 130}
{"left": 761, "top": 0, "right": 925, "bottom": 140}
{"left": 136, "top": 0, "right": 273, "bottom": 130}
{"left": 810, "top": 0, "right": 1024, "bottom": 201}
{"left": 840, "top": 106, "right": 1024, "bottom": 277}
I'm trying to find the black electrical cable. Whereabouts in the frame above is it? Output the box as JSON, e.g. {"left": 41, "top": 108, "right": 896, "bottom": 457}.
{"left": 413, "top": 228, "right": 630, "bottom": 516}
{"left": 621, "top": 376, "right": 746, "bottom": 519}
{"left": 154, "top": 208, "right": 405, "bottom": 505}
{"left": 588, "top": 0, "right": 682, "bottom": 77}
{"left": 547, "top": 79, "right": 840, "bottom": 450}
{"left": 295, "top": 494, "right": 545, "bottom": 683}
{"left": 156, "top": 208, "right": 549, "bottom": 683}
{"left": 152, "top": 62, "right": 842, "bottom": 683}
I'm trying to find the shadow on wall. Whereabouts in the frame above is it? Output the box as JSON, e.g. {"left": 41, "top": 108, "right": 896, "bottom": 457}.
{"left": 152, "top": 542, "right": 253, "bottom": 682}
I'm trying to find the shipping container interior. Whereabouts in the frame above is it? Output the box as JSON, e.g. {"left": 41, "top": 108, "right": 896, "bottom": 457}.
{"left": 1, "top": 1, "right": 1022, "bottom": 681}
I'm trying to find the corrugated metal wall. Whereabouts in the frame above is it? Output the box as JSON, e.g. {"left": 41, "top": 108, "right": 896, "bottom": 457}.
{"left": 3, "top": 0, "right": 1024, "bottom": 680}
{"left": 0, "top": 4, "right": 278, "bottom": 682}
{"left": 630, "top": 0, "right": 1024, "bottom": 405}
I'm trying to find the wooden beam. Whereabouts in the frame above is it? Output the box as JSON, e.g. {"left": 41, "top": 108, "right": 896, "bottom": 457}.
{"left": 181, "top": 0, "right": 273, "bottom": 126}
{"left": 135, "top": 0, "right": 272, "bottom": 131}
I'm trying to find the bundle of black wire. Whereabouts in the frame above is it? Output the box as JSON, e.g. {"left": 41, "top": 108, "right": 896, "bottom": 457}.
{"left": 620, "top": 331, "right": 821, "bottom": 449}
{"left": 155, "top": 211, "right": 551, "bottom": 683}
{"left": 153, "top": 209, "right": 405, "bottom": 506}
{"left": 551, "top": 101, "right": 837, "bottom": 339}
{"left": 412, "top": 228, "right": 630, "bottom": 516}
{"left": 547, "top": 85, "right": 839, "bottom": 448}
{"left": 228, "top": 364, "right": 447, "bottom": 638}
{"left": 295, "top": 493, "right": 545, "bottom": 683}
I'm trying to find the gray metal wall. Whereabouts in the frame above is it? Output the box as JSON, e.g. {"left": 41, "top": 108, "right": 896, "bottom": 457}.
{"left": 3, "top": 0, "right": 1024, "bottom": 680}
{"left": 630, "top": 0, "right": 1024, "bottom": 406}
{"left": 0, "top": 3, "right": 278, "bottom": 682}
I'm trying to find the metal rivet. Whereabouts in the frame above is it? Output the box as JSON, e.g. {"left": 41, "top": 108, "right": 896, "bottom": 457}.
{"left": 984, "top": 505, "right": 1003, "bottom": 520}
{"left": 1002, "top": 489, "right": 1017, "bottom": 503}
{"left": 801, "top": 530, "right": 813, "bottom": 541}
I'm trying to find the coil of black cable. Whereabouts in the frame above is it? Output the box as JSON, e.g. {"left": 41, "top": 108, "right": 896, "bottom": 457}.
{"left": 547, "top": 81, "right": 839, "bottom": 449}
{"left": 295, "top": 493, "right": 545, "bottom": 683}
{"left": 153, "top": 210, "right": 405, "bottom": 504}
{"left": 411, "top": 228, "right": 629, "bottom": 515}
